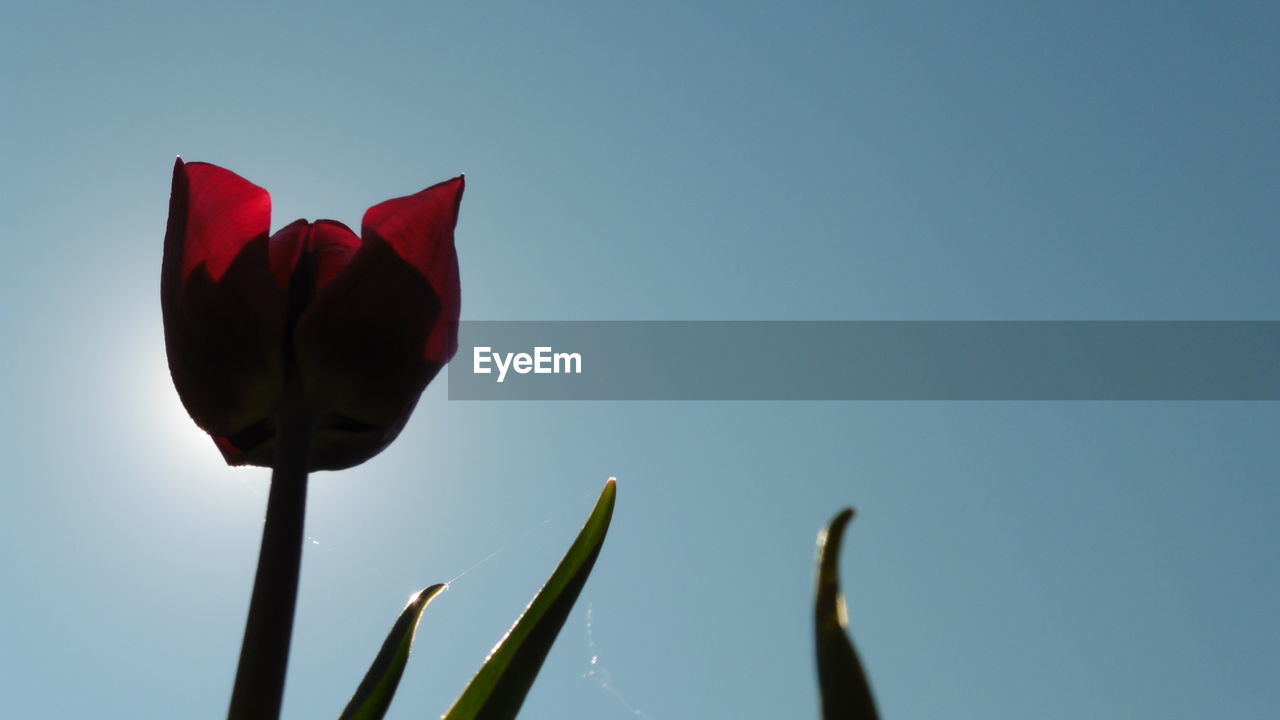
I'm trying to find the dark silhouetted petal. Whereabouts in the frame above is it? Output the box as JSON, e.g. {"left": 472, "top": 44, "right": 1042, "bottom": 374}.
{"left": 310, "top": 220, "right": 362, "bottom": 292}
{"left": 292, "top": 237, "right": 445, "bottom": 470}
{"left": 362, "top": 176, "right": 464, "bottom": 365}
{"left": 161, "top": 159, "right": 288, "bottom": 458}
{"left": 268, "top": 219, "right": 362, "bottom": 298}
{"left": 268, "top": 219, "right": 309, "bottom": 291}
{"left": 290, "top": 178, "right": 463, "bottom": 470}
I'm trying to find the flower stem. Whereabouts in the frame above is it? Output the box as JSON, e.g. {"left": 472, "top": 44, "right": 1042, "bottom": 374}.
{"left": 227, "top": 406, "right": 313, "bottom": 720}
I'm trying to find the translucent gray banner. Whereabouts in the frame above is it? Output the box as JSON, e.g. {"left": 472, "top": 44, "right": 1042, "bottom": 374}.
{"left": 448, "top": 321, "right": 1280, "bottom": 400}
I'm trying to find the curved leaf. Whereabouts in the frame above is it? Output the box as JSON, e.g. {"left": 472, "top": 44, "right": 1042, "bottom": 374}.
{"left": 338, "top": 584, "right": 446, "bottom": 720}
{"left": 815, "top": 508, "right": 879, "bottom": 720}
{"left": 443, "top": 478, "right": 617, "bottom": 720}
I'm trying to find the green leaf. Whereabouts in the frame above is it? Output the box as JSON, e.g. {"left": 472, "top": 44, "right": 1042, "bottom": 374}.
{"left": 338, "top": 584, "right": 446, "bottom": 720}
{"left": 443, "top": 478, "right": 617, "bottom": 720}
{"left": 815, "top": 508, "right": 879, "bottom": 720}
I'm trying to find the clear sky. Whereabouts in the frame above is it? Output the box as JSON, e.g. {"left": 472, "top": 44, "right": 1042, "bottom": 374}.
{"left": 2, "top": 1, "right": 1278, "bottom": 718}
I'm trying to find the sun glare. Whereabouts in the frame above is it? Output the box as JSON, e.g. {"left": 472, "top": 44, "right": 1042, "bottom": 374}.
{"left": 124, "top": 321, "right": 265, "bottom": 486}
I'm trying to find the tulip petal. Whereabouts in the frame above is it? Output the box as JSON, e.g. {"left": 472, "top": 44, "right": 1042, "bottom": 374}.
{"left": 291, "top": 236, "right": 444, "bottom": 470}
{"left": 268, "top": 219, "right": 309, "bottom": 292}
{"left": 362, "top": 176, "right": 464, "bottom": 365}
{"left": 289, "top": 178, "right": 463, "bottom": 470}
{"left": 310, "top": 220, "right": 362, "bottom": 292}
{"left": 161, "top": 159, "right": 288, "bottom": 456}
{"left": 269, "top": 219, "right": 361, "bottom": 296}
{"left": 173, "top": 161, "right": 272, "bottom": 285}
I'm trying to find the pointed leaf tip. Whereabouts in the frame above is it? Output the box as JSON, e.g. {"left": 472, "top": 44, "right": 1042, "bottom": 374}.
{"left": 339, "top": 584, "right": 446, "bottom": 720}
{"left": 443, "top": 480, "right": 616, "bottom": 720}
{"left": 815, "top": 508, "right": 879, "bottom": 720}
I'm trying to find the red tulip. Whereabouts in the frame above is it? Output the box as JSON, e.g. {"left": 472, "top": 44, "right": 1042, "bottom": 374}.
{"left": 161, "top": 159, "right": 462, "bottom": 470}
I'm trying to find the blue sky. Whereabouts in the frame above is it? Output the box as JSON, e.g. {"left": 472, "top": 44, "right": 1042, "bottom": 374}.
{"left": 2, "top": 2, "right": 1278, "bottom": 718}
